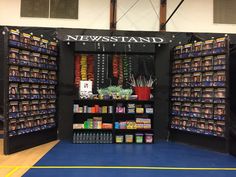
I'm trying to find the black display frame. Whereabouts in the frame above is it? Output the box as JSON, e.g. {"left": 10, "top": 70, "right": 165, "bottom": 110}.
{"left": 168, "top": 37, "right": 232, "bottom": 152}
{"left": 1, "top": 29, "right": 59, "bottom": 154}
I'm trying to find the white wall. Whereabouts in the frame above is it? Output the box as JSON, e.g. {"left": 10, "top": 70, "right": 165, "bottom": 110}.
{"left": 1, "top": 0, "right": 236, "bottom": 33}
{"left": 116, "top": 0, "right": 160, "bottom": 31}
{"left": 166, "top": 0, "right": 236, "bottom": 33}
{"left": 0, "top": 0, "right": 110, "bottom": 29}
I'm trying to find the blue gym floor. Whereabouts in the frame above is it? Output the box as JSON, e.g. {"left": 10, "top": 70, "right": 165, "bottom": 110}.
{"left": 23, "top": 141, "right": 236, "bottom": 177}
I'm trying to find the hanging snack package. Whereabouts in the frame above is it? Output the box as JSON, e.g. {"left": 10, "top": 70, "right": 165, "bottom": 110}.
{"left": 19, "top": 84, "right": 30, "bottom": 99}
{"left": 192, "top": 41, "right": 203, "bottom": 57}
{"left": 19, "top": 100, "right": 30, "bottom": 117}
{"left": 31, "top": 35, "right": 41, "bottom": 48}
{"left": 182, "top": 43, "right": 192, "bottom": 58}
{"left": 9, "top": 48, "right": 19, "bottom": 64}
{"left": 201, "top": 104, "right": 213, "bottom": 119}
{"left": 191, "top": 57, "right": 201, "bottom": 71}
{"left": 30, "top": 53, "right": 40, "bottom": 67}
{"left": 19, "top": 50, "right": 30, "bottom": 66}
{"left": 48, "top": 99, "right": 56, "bottom": 114}
{"left": 9, "top": 83, "right": 19, "bottom": 100}
{"left": 41, "top": 70, "right": 49, "bottom": 84}
{"left": 202, "top": 56, "right": 213, "bottom": 71}
{"left": 171, "top": 116, "right": 180, "bottom": 129}
{"left": 214, "top": 88, "right": 226, "bottom": 104}
{"left": 31, "top": 84, "right": 40, "bottom": 99}
{"left": 20, "top": 33, "right": 31, "bottom": 49}
{"left": 31, "top": 68, "right": 40, "bottom": 83}
{"left": 172, "top": 74, "right": 181, "bottom": 87}
{"left": 213, "top": 37, "right": 226, "bottom": 54}
{"left": 172, "top": 60, "right": 182, "bottom": 73}
{"left": 213, "top": 71, "right": 226, "bottom": 87}
{"left": 41, "top": 54, "right": 49, "bottom": 68}
{"left": 125, "top": 134, "right": 133, "bottom": 143}
{"left": 192, "top": 72, "right": 202, "bottom": 87}
{"left": 171, "top": 88, "right": 181, "bottom": 101}
{"left": 20, "top": 67, "right": 30, "bottom": 82}
{"left": 213, "top": 104, "right": 225, "bottom": 120}
{"left": 202, "top": 39, "right": 214, "bottom": 55}
{"left": 40, "top": 85, "right": 48, "bottom": 99}
{"left": 40, "top": 38, "right": 49, "bottom": 53}
{"left": 189, "top": 118, "right": 197, "bottom": 132}
{"left": 9, "top": 101, "right": 19, "bottom": 118}
{"left": 34, "top": 116, "right": 41, "bottom": 131}
{"left": 17, "top": 118, "right": 27, "bottom": 135}
{"left": 202, "top": 72, "right": 214, "bottom": 86}
{"left": 181, "top": 103, "right": 191, "bottom": 117}
{"left": 190, "top": 103, "right": 201, "bottom": 118}
{"left": 191, "top": 88, "right": 202, "bottom": 102}
{"left": 31, "top": 100, "right": 39, "bottom": 116}
{"left": 49, "top": 71, "right": 57, "bottom": 84}
{"left": 180, "top": 118, "right": 188, "bottom": 130}
{"left": 39, "top": 100, "right": 47, "bottom": 114}
{"left": 174, "top": 45, "right": 183, "bottom": 59}
{"left": 202, "top": 88, "right": 214, "bottom": 103}
{"left": 49, "top": 56, "right": 57, "bottom": 70}
{"left": 172, "top": 102, "right": 181, "bottom": 116}
{"left": 206, "top": 120, "right": 215, "bottom": 135}
{"left": 182, "top": 59, "right": 191, "bottom": 72}
{"left": 182, "top": 73, "right": 191, "bottom": 87}
{"left": 181, "top": 88, "right": 191, "bottom": 101}
{"left": 9, "top": 119, "right": 17, "bottom": 137}
{"left": 9, "top": 66, "right": 20, "bottom": 82}
{"left": 9, "top": 29, "right": 20, "bottom": 42}
{"left": 197, "top": 119, "right": 206, "bottom": 134}
{"left": 215, "top": 121, "right": 225, "bottom": 137}
{"left": 48, "top": 85, "right": 56, "bottom": 99}
{"left": 214, "top": 55, "right": 226, "bottom": 70}
{"left": 49, "top": 41, "right": 58, "bottom": 52}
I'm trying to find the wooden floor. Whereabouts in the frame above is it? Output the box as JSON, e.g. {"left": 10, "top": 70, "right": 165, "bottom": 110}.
{"left": 0, "top": 139, "right": 59, "bottom": 177}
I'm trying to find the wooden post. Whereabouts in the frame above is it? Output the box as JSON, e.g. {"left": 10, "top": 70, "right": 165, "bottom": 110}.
{"left": 159, "top": 0, "right": 167, "bottom": 31}
{"left": 110, "top": 0, "right": 117, "bottom": 30}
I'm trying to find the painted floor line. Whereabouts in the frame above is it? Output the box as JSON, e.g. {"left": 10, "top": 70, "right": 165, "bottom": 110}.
{"left": 1, "top": 166, "right": 236, "bottom": 171}
{"left": 5, "top": 167, "right": 19, "bottom": 177}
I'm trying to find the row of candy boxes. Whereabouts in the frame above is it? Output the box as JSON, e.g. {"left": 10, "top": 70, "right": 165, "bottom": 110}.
{"left": 9, "top": 94, "right": 56, "bottom": 100}
{"left": 9, "top": 40, "right": 58, "bottom": 56}
{"left": 171, "top": 111, "right": 225, "bottom": 120}
{"left": 9, "top": 108, "right": 56, "bottom": 119}
{"left": 171, "top": 97, "right": 225, "bottom": 104}
{"left": 171, "top": 124, "right": 224, "bottom": 138}
{"left": 173, "top": 65, "right": 226, "bottom": 73}
{"left": 9, "top": 123, "right": 56, "bottom": 137}
{"left": 9, "top": 58, "right": 57, "bottom": 70}
{"left": 174, "top": 48, "right": 226, "bottom": 59}
{"left": 9, "top": 76, "right": 57, "bottom": 85}
{"left": 172, "top": 81, "right": 225, "bottom": 87}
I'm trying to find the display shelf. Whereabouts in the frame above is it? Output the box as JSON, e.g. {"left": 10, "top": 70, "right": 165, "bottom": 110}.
{"left": 169, "top": 36, "right": 229, "bottom": 150}
{"left": 9, "top": 40, "right": 58, "bottom": 57}
{"left": 2, "top": 29, "right": 59, "bottom": 154}
{"left": 170, "top": 127, "right": 225, "bottom": 138}
{"left": 73, "top": 129, "right": 112, "bottom": 131}
{"left": 73, "top": 99, "right": 155, "bottom": 144}
{"left": 8, "top": 62, "right": 57, "bottom": 71}
{"left": 173, "top": 51, "right": 226, "bottom": 60}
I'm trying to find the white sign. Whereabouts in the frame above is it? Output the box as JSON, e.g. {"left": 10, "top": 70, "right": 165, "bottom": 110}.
{"left": 80, "top": 81, "right": 93, "bottom": 98}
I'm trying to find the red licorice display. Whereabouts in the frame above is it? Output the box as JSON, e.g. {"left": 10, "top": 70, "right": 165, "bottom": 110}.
{"left": 112, "top": 55, "right": 119, "bottom": 78}
{"left": 74, "top": 54, "right": 94, "bottom": 88}
{"left": 74, "top": 54, "right": 81, "bottom": 87}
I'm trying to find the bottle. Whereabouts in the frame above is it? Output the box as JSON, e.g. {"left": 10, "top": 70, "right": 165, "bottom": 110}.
{"left": 79, "top": 133, "right": 83, "bottom": 144}
{"left": 73, "top": 132, "right": 76, "bottom": 143}
{"left": 92, "top": 133, "right": 95, "bottom": 144}
{"left": 96, "top": 133, "right": 100, "bottom": 144}
{"left": 100, "top": 133, "right": 104, "bottom": 144}
{"left": 109, "top": 133, "right": 113, "bottom": 143}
